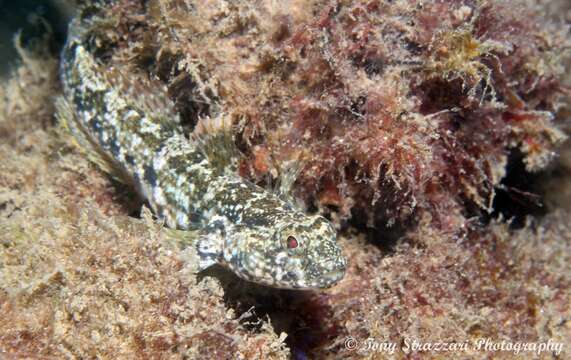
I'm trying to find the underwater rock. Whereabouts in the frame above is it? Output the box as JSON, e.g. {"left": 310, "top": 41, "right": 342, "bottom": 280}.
{"left": 1, "top": 0, "right": 570, "bottom": 358}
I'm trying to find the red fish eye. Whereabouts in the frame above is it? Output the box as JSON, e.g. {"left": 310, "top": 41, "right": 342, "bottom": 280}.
{"left": 287, "top": 236, "right": 298, "bottom": 249}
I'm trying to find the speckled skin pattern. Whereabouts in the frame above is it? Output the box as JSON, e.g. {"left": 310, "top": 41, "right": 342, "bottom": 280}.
{"left": 59, "top": 19, "right": 346, "bottom": 289}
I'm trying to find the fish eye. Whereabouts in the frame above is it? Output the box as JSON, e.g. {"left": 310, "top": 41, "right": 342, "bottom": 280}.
{"left": 286, "top": 235, "right": 299, "bottom": 249}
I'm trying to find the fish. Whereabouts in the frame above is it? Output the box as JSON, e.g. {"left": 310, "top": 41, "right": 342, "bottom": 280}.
{"left": 56, "top": 16, "right": 346, "bottom": 289}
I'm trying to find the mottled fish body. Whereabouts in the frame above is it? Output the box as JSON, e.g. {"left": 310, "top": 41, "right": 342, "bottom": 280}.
{"left": 58, "top": 17, "right": 346, "bottom": 289}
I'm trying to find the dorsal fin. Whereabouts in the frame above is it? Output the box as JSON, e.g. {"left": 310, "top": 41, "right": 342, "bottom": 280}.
{"left": 192, "top": 113, "right": 241, "bottom": 174}
{"left": 271, "top": 155, "right": 307, "bottom": 211}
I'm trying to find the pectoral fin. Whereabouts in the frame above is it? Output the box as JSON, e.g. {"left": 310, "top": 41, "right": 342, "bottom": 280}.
{"left": 162, "top": 224, "right": 223, "bottom": 272}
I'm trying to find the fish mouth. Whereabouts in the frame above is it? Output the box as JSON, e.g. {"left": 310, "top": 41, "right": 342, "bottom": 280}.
{"left": 271, "top": 268, "right": 345, "bottom": 290}
{"left": 318, "top": 268, "right": 346, "bottom": 288}
{"left": 327, "top": 268, "right": 345, "bottom": 280}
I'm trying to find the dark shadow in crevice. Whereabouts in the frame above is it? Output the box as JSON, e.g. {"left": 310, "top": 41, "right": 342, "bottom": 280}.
{"left": 365, "top": 219, "right": 408, "bottom": 254}
{"left": 486, "top": 150, "right": 547, "bottom": 229}
{"left": 348, "top": 206, "right": 410, "bottom": 254}
{"left": 0, "top": 0, "right": 69, "bottom": 77}
{"left": 107, "top": 178, "right": 145, "bottom": 217}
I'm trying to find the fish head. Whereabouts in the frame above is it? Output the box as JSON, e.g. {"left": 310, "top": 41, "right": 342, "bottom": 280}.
{"left": 230, "top": 213, "right": 346, "bottom": 289}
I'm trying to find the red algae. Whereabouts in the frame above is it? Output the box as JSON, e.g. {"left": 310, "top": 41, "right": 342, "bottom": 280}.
{"left": 128, "top": 0, "right": 565, "bottom": 233}
{"left": 47, "top": 0, "right": 571, "bottom": 234}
